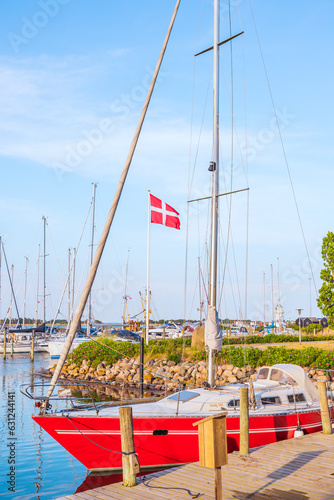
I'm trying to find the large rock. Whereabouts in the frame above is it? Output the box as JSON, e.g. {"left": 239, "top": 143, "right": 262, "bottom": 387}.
{"left": 81, "top": 359, "right": 89, "bottom": 370}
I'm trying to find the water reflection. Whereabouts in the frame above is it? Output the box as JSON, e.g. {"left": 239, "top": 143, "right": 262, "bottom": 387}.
{"left": 0, "top": 354, "right": 170, "bottom": 499}
{"left": 0, "top": 353, "right": 87, "bottom": 499}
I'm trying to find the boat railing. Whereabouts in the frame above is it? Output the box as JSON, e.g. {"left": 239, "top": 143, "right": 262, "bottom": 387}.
{"left": 20, "top": 380, "right": 104, "bottom": 415}
{"left": 20, "top": 379, "right": 168, "bottom": 416}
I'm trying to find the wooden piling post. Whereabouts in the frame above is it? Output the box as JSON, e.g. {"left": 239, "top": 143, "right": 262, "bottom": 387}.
{"left": 3, "top": 328, "right": 6, "bottom": 359}
{"left": 193, "top": 412, "right": 228, "bottom": 500}
{"left": 30, "top": 330, "right": 35, "bottom": 362}
{"left": 162, "top": 327, "right": 165, "bottom": 339}
{"left": 10, "top": 337, "right": 14, "bottom": 357}
{"left": 119, "top": 406, "right": 139, "bottom": 487}
{"left": 239, "top": 386, "right": 249, "bottom": 454}
{"left": 318, "top": 380, "right": 332, "bottom": 435}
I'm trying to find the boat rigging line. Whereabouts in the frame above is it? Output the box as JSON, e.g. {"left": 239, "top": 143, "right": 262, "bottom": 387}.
{"left": 50, "top": 197, "right": 93, "bottom": 333}
{"left": 248, "top": 0, "right": 318, "bottom": 298}
{"left": 46, "top": 221, "right": 65, "bottom": 286}
{"left": 183, "top": 0, "right": 206, "bottom": 338}
{"left": 2, "top": 243, "right": 21, "bottom": 325}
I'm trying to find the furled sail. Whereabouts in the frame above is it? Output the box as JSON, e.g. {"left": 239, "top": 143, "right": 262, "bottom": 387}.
{"left": 205, "top": 305, "right": 222, "bottom": 351}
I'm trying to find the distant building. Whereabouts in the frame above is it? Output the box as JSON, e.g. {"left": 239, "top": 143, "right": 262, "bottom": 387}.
{"left": 295, "top": 317, "right": 328, "bottom": 328}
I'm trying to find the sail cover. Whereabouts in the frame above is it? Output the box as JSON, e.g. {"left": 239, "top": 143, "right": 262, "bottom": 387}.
{"left": 205, "top": 305, "right": 222, "bottom": 350}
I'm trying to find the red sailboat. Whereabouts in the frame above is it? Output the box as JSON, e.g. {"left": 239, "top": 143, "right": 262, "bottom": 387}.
{"left": 32, "top": 364, "right": 331, "bottom": 471}
{"left": 29, "top": 0, "right": 332, "bottom": 474}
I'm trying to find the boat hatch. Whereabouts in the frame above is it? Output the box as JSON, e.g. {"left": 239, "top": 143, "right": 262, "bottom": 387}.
{"left": 270, "top": 369, "right": 297, "bottom": 384}
{"left": 257, "top": 368, "right": 270, "bottom": 380}
{"left": 287, "top": 393, "right": 306, "bottom": 403}
{"left": 261, "top": 396, "right": 281, "bottom": 405}
{"left": 256, "top": 367, "right": 298, "bottom": 386}
{"left": 227, "top": 399, "right": 240, "bottom": 407}
{"left": 167, "top": 391, "right": 200, "bottom": 403}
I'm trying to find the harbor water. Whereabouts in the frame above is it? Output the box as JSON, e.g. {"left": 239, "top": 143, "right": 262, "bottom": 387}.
{"left": 0, "top": 353, "right": 88, "bottom": 500}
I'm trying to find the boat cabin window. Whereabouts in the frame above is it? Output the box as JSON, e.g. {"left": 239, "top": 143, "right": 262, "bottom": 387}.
{"left": 257, "top": 368, "right": 269, "bottom": 380}
{"left": 227, "top": 399, "right": 240, "bottom": 407}
{"left": 261, "top": 396, "right": 281, "bottom": 405}
{"left": 287, "top": 393, "right": 306, "bottom": 403}
{"left": 167, "top": 391, "right": 200, "bottom": 403}
{"left": 270, "top": 369, "right": 297, "bottom": 385}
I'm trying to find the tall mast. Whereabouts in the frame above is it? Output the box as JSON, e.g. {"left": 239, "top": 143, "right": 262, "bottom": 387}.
{"left": 123, "top": 249, "right": 130, "bottom": 325}
{"left": 67, "top": 248, "right": 71, "bottom": 325}
{"left": 277, "top": 257, "right": 280, "bottom": 305}
{"left": 146, "top": 190, "right": 151, "bottom": 344}
{"left": 87, "top": 183, "right": 97, "bottom": 334}
{"left": 23, "top": 256, "right": 29, "bottom": 328}
{"left": 35, "top": 245, "right": 40, "bottom": 326}
{"left": 198, "top": 257, "right": 202, "bottom": 325}
{"left": 210, "top": 0, "right": 219, "bottom": 308}
{"left": 9, "top": 264, "right": 14, "bottom": 327}
{"left": 271, "top": 263, "right": 274, "bottom": 324}
{"left": 71, "top": 247, "right": 76, "bottom": 322}
{"left": 42, "top": 216, "right": 46, "bottom": 325}
{"left": 0, "top": 237, "right": 2, "bottom": 325}
{"left": 263, "top": 272, "right": 265, "bottom": 324}
{"left": 208, "top": 0, "right": 220, "bottom": 387}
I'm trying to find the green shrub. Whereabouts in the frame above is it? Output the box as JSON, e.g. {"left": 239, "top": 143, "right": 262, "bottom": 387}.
{"left": 68, "top": 338, "right": 140, "bottom": 368}
{"left": 222, "top": 332, "right": 334, "bottom": 345}
{"left": 68, "top": 337, "right": 192, "bottom": 368}
{"left": 192, "top": 345, "right": 334, "bottom": 369}
{"left": 167, "top": 353, "right": 181, "bottom": 364}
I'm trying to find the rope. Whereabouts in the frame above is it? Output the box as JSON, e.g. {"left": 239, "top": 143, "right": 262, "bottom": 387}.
{"left": 83, "top": 333, "right": 182, "bottom": 384}
{"left": 65, "top": 415, "right": 135, "bottom": 456}
{"left": 46, "top": 222, "right": 64, "bottom": 285}
{"left": 140, "top": 477, "right": 201, "bottom": 499}
{"left": 50, "top": 200, "right": 92, "bottom": 331}
{"left": 236, "top": 0, "right": 249, "bottom": 323}
{"left": 248, "top": 0, "right": 318, "bottom": 298}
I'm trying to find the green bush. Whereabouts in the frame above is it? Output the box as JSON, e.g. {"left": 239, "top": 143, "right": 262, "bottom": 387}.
{"left": 167, "top": 353, "right": 181, "bottom": 364}
{"left": 222, "top": 332, "right": 334, "bottom": 345}
{"left": 68, "top": 337, "right": 192, "bottom": 368}
{"left": 305, "top": 323, "right": 323, "bottom": 333}
{"left": 68, "top": 338, "right": 140, "bottom": 368}
{"left": 192, "top": 345, "right": 334, "bottom": 369}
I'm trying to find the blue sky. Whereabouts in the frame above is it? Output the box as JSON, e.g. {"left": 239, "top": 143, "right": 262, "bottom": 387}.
{"left": 0, "top": 0, "right": 333, "bottom": 324}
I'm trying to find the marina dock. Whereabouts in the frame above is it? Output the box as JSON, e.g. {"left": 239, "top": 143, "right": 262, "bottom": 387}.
{"left": 55, "top": 431, "right": 334, "bottom": 500}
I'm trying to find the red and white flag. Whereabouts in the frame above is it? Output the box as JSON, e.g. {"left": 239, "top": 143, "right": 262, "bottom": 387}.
{"left": 150, "top": 194, "right": 180, "bottom": 230}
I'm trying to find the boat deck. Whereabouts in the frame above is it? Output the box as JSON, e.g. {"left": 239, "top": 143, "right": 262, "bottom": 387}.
{"left": 55, "top": 430, "right": 334, "bottom": 499}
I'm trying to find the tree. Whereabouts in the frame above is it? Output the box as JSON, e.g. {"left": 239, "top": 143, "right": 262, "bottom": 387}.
{"left": 317, "top": 231, "right": 334, "bottom": 328}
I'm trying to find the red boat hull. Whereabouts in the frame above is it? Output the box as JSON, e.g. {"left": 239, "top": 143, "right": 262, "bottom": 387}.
{"left": 33, "top": 408, "right": 333, "bottom": 471}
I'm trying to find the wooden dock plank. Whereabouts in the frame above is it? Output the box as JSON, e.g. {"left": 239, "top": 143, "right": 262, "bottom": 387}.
{"left": 55, "top": 432, "right": 334, "bottom": 500}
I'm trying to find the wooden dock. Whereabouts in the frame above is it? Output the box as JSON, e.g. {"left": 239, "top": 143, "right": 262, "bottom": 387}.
{"left": 56, "top": 432, "right": 334, "bottom": 500}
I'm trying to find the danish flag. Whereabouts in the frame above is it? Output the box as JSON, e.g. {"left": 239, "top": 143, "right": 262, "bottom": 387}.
{"left": 150, "top": 194, "right": 180, "bottom": 230}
